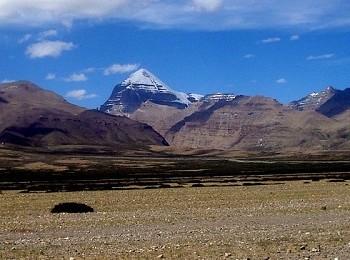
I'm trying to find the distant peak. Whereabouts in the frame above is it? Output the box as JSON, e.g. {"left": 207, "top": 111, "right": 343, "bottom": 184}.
{"left": 122, "top": 68, "right": 168, "bottom": 88}
{"left": 325, "top": 86, "right": 337, "bottom": 92}
{"left": 201, "top": 93, "right": 237, "bottom": 102}
{"left": 0, "top": 80, "right": 41, "bottom": 90}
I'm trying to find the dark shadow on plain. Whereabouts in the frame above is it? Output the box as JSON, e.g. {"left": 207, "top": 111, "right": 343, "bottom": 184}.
{"left": 51, "top": 202, "right": 94, "bottom": 213}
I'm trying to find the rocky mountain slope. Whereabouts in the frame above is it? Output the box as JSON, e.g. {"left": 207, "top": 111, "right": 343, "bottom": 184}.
{"left": 0, "top": 81, "right": 167, "bottom": 149}
{"left": 316, "top": 88, "right": 350, "bottom": 118}
{"left": 289, "top": 86, "right": 338, "bottom": 111}
{"left": 100, "top": 69, "right": 202, "bottom": 114}
{"left": 100, "top": 70, "right": 350, "bottom": 151}
{"left": 166, "top": 95, "right": 344, "bottom": 151}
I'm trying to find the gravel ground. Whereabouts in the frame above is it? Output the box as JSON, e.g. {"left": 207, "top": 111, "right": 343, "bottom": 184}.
{"left": 1, "top": 180, "right": 349, "bottom": 259}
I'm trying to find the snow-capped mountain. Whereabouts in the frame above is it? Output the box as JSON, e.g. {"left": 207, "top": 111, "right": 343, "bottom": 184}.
{"left": 289, "top": 86, "right": 339, "bottom": 111}
{"left": 201, "top": 93, "right": 237, "bottom": 103}
{"left": 100, "top": 69, "right": 202, "bottom": 114}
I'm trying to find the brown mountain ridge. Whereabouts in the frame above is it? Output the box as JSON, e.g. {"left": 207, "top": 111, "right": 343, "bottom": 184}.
{"left": 0, "top": 81, "right": 168, "bottom": 150}
{"left": 100, "top": 69, "right": 350, "bottom": 152}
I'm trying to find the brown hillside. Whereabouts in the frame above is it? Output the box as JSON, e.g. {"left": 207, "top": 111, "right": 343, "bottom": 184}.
{"left": 165, "top": 96, "right": 344, "bottom": 151}
{"left": 0, "top": 81, "right": 167, "bottom": 149}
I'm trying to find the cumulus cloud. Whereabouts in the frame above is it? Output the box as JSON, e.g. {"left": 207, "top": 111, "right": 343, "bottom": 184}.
{"left": 46, "top": 73, "right": 56, "bottom": 80}
{"left": 65, "top": 73, "right": 88, "bottom": 82}
{"left": 66, "top": 89, "right": 97, "bottom": 100}
{"left": 307, "top": 54, "right": 335, "bottom": 60}
{"left": 1, "top": 1, "right": 350, "bottom": 31}
{"left": 261, "top": 37, "right": 281, "bottom": 43}
{"left": 25, "top": 41, "right": 76, "bottom": 58}
{"left": 276, "top": 78, "right": 287, "bottom": 84}
{"left": 103, "top": 63, "right": 139, "bottom": 75}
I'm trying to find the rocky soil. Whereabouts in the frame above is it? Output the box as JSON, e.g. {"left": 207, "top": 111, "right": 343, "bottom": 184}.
{"left": 1, "top": 181, "right": 349, "bottom": 259}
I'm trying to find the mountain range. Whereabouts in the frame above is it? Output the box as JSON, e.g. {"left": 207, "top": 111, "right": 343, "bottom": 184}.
{"left": 1, "top": 69, "right": 349, "bottom": 152}
{"left": 101, "top": 68, "right": 350, "bottom": 151}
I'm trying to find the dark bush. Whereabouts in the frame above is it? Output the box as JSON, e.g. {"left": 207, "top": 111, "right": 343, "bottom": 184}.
{"left": 191, "top": 183, "right": 204, "bottom": 187}
{"left": 51, "top": 202, "right": 94, "bottom": 213}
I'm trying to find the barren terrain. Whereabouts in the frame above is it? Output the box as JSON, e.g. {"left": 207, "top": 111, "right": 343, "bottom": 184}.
{"left": 0, "top": 147, "right": 349, "bottom": 259}
{"left": 1, "top": 181, "right": 349, "bottom": 259}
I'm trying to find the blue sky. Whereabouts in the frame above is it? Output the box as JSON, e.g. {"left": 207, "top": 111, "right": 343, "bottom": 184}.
{"left": 1, "top": 0, "right": 350, "bottom": 109}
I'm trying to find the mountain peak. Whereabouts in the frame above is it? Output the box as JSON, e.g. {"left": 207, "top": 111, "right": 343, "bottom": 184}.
{"left": 122, "top": 68, "right": 170, "bottom": 89}
{"left": 289, "top": 86, "right": 339, "bottom": 111}
{"left": 101, "top": 69, "right": 201, "bottom": 114}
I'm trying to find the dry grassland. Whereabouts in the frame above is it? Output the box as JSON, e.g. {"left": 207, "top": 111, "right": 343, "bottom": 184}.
{"left": 1, "top": 180, "right": 349, "bottom": 259}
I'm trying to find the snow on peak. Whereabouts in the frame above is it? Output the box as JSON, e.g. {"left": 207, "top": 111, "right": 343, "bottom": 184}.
{"left": 123, "top": 69, "right": 168, "bottom": 89}
{"left": 121, "top": 68, "right": 191, "bottom": 106}
{"left": 289, "top": 86, "right": 338, "bottom": 111}
{"left": 101, "top": 68, "right": 204, "bottom": 113}
{"left": 201, "top": 93, "right": 237, "bottom": 102}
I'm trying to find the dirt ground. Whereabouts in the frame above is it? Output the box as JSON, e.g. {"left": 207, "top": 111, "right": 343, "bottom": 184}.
{"left": 1, "top": 180, "right": 349, "bottom": 259}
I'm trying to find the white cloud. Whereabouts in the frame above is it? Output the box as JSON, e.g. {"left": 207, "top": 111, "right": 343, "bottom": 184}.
{"left": 1, "top": 1, "right": 350, "bottom": 31}
{"left": 19, "top": 34, "right": 32, "bottom": 43}
{"left": 290, "top": 34, "right": 300, "bottom": 41}
{"left": 261, "top": 37, "right": 281, "bottom": 43}
{"left": 103, "top": 63, "right": 139, "bottom": 75}
{"left": 276, "top": 78, "right": 287, "bottom": 84}
{"left": 192, "top": 0, "right": 223, "bottom": 12}
{"left": 25, "top": 41, "right": 76, "bottom": 58}
{"left": 66, "top": 89, "right": 98, "bottom": 100}
{"left": 39, "top": 29, "right": 58, "bottom": 39}
{"left": 307, "top": 54, "right": 335, "bottom": 60}
{"left": 65, "top": 73, "right": 88, "bottom": 82}
{"left": 46, "top": 73, "right": 56, "bottom": 80}
{"left": 244, "top": 54, "right": 254, "bottom": 59}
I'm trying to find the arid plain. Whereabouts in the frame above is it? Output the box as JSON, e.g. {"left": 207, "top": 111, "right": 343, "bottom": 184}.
{"left": 1, "top": 180, "right": 349, "bottom": 259}
{"left": 1, "top": 147, "right": 350, "bottom": 259}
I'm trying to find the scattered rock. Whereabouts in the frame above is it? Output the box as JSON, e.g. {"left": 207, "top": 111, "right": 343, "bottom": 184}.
{"left": 311, "top": 245, "right": 321, "bottom": 252}
{"left": 157, "top": 254, "right": 164, "bottom": 258}
{"left": 300, "top": 243, "right": 307, "bottom": 250}
{"left": 224, "top": 252, "right": 232, "bottom": 258}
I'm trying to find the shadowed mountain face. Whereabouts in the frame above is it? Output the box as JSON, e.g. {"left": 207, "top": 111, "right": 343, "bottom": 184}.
{"left": 316, "top": 88, "right": 350, "bottom": 118}
{"left": 289, "top": 86, "right": 339, "bottom": 111}
{"left": 0, "top": 81, "right": 168, "bottom": 149}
